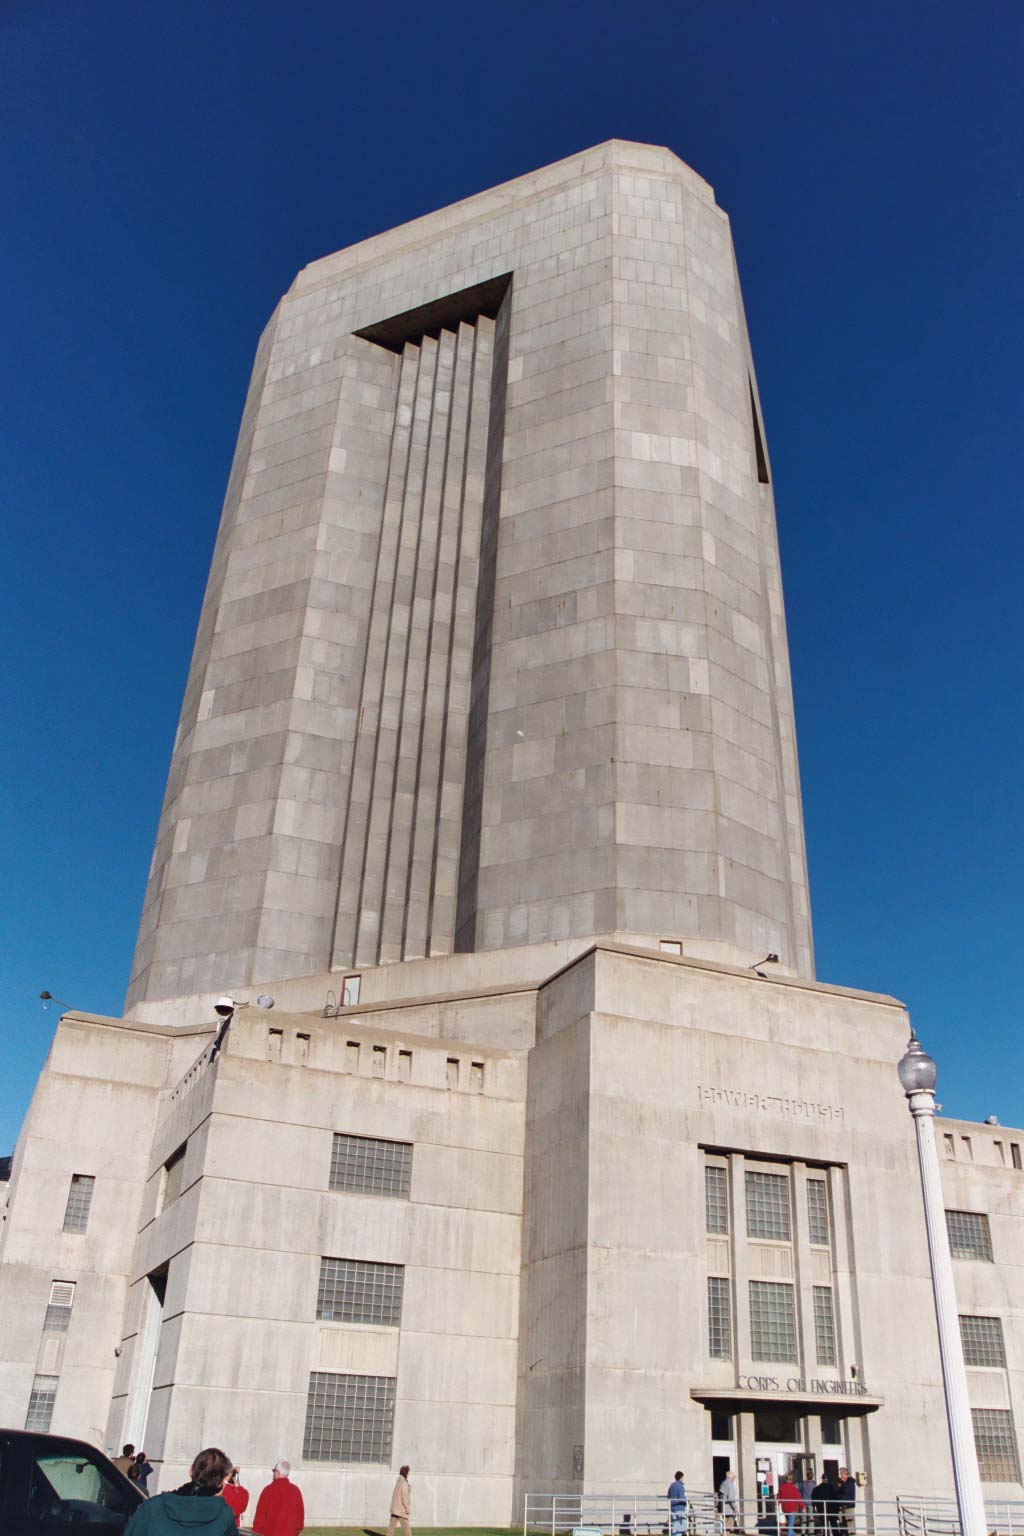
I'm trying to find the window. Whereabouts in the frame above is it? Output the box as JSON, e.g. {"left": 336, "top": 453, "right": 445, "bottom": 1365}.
{"left": 371, "top": 1045, "right": 386, "bottom": 1077}
{"left": 162, "top": 1145, "right": 186, "bottom": 1210}
{"left": 961, "top": 1136, "right": 973, "bottom": 1161}
{"left": 821, "top": 1414, "right": 843, "bottom": 1446}
{"left": 946, "top": 1210, "right": 993, "bottom": 1261}
{"left": 660, "top": 940, "right": 682, "bottom": 955}
{"left": 317, "top": 1258, "right": 404, "bottom": 1327}
{"left": 807, "top": 1178, "right": 829, "bottom": 1245}
{"left": 749, "top": 1280, "right": 797, "bottom": 1362}
{"left": 972, "top": 1408, "right": 1021, "bottom": 1482}
{"left": 25, "top": 1375, "right": 59, "bottom": 1431}
{"left": 943, "top": 1134, "right": 956, "bottom": 1159}
{"left": 813, "top": 1286, "right": 837, "bottom": 1366}
{"left": 710, "top": 1412, "right": 734, "bottom": 1441}
{"left": 43, "top": 1281, "right": 75, "bottom": 1333}
{"left": 398, "top": 1049, "right": 412, "bottom": 1082}
{"left": 746, "top": 1170, "right": 791, "bottom": 1241}
{"left": 29, "top": 1444, "right": 135, "bottom": 1523}
{"left": 705, "top": 1165, "right": 728, "bottom": 1235}
{"left": 754, "top": 1411, "right": 801, "bottom": 1443}
{"left": 303, "top": 1371, "right": 396, "bottom": 1463}
{"left": 61, "top": 1174, "right": 94, "bottom": 1234}
{"left": 342, "top": 975, "right": 361, "bottom": 1006}
{"left": 345, "top": 1041, "right": 360, "bottom": 1072}
{"left": 1012, "top": 1144, "right": 1022, "bottom": 1171}
{"left": 994, "top": 1142, "right": 1005, "bottom": 1165}
{"left": 707, "top": 1276, "right": 732, "bottom": 1359}
{"left": 446, "top": 1057, "right": 459, "bottom": 1089}
{"left": 470, "top": 1061, "right": 485, "bottom": 1092}
{"left": 329, "top": 1134, "right": 411, "bottom": 1198}
{"left": 960, "top": 1316, "right": 1006, "bottom": 1369}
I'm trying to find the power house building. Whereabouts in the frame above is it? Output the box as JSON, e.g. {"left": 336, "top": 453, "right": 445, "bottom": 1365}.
{"left": 1, "top": 141, "right": 1021, "bottom": 1526}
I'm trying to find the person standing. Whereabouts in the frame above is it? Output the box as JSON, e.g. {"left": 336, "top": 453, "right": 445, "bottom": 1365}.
{"left": 129, "top": 1452, "right": 153, "bottom": 1494}
{"left": 810, "top": 1476, "right": 834, "bottom": 1536}
{"left": 836, "top": 1470, "right": 856, "bottom": 1536}
{"left": 718, "top": 1469, "right": 740, "bottom": 1532}
{"left": 387, "top": 1464, "right": 413, "bottom": 1536}
{"left": 667, "top": 1472, "right": 687, "bottom": 1536}
{"left": 776, "top": 1473, "right": 804, "bottom": 1536}
{"left": 253, "top": 1460, "right": 305, "bottom": 1536}
{"left": 113, "top": 1445, "right": 136, "bottom": 1477}
{"left": 221, "top": 1468, "right": 249, "bottom": 1528}
{"left": 123, "top": 1447, "right": 237, "bottom": 1535}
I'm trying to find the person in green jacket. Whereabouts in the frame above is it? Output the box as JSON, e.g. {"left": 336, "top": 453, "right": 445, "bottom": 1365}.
{"left": 124, "top": 1447, "right": 237, "bottom": 1536}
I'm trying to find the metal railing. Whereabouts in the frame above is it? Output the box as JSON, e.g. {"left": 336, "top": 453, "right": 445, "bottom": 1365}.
{"left": 523, "top": 1493, "right": 1024, "bottom": 1536}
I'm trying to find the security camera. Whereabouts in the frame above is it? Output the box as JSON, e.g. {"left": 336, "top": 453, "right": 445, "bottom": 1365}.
{"left": 214, "top": 996, "right": 236, "bottom": 1018}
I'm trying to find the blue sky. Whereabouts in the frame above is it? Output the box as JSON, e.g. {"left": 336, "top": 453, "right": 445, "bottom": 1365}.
{"left": 1, "top": 0, "right": 1021, "bottom": 1147}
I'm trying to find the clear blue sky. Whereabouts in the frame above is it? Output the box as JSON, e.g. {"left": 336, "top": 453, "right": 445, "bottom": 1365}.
{"left": 2, "top": 0, "right": 1021, "bottom": 1148}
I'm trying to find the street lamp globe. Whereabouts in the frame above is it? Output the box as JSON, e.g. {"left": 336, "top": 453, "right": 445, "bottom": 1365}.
{"left": 898, "top": 1031, "right": 938, "bottom": 1095}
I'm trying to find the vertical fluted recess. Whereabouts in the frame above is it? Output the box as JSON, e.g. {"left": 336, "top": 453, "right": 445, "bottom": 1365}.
{"left": 332, "top": 343, "right": 421, "bottom": 961}
{"left": 330, "top": 312, "right": 503, "bottom": 969}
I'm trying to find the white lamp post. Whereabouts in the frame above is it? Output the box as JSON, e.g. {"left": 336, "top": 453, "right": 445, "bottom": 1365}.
{"left": 898, "top": 1030, "right": 987, "bottom": 1536}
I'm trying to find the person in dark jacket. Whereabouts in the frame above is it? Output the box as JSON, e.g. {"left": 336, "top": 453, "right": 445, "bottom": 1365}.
{"left": 810, "top": 1478, "right": 836, "bottom": 1536}
{"left": 124, "top": 1447, "right": 236, "bottom": 1536}
{"left": 129, "top": 1453, "right": 154, "bottom": 1495}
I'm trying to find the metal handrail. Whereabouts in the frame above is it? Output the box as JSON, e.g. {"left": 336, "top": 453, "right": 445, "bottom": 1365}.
{"left": 524, "top": 1493, "right": 1024, "bottom": 1536}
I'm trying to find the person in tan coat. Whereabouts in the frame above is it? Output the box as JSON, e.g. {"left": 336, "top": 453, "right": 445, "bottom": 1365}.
{"left": 387, "top": 1465, "right": 412, "bottom": 1536}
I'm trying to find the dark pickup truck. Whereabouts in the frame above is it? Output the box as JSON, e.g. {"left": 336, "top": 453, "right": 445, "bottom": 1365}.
{"left": 0, "top": 1428, "right": 144, "bottom": 1533}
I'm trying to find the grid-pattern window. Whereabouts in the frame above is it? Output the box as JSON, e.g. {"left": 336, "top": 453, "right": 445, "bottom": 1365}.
{"left": 163, "top": 1145, "right": 186, "bottom": 1210}
{"left": 25, "top": 1375, "right": 58, "bottom": 1432}
{"left": 303, "top": 1371, "right": 396, "bottom": 1463}
{"left": 946, "top": 1209, "right": 993, "bottom": 1261}
{"left": 813, "top": 1286, "right": 837, "bottom": 1365}
{"left": 746, "top": 1171, "right": 791, "bottom": 1241}
{"left": 62, "top": 1174, "right": 94, "bottom": 1234}
{"left": 706, "top": 1165, "right": 728, "bottom": 1235}
{"left": 807, "top": 1178, "right": 830, "bottom": 1245}
{"left": 329, "top": 1134, "right": 411, "bottom": 1199}
{"left": 972, "top": 1408, "right": 1021, "bottom": 1482}
{"left": 749, "top": 1280, "right": 798, "bottom": 1362}
{"left": 707, "top": 1276, "right": 732, "bottom": 1359}
{"left": 43, "top": 1281, "right": 75, "bottom": 1333}
{"left": 960, "top": 1315, "right": 1006, "bottom": 1368}
{"left": 317, "top": 1258, "right": 404, "bottom": 1327}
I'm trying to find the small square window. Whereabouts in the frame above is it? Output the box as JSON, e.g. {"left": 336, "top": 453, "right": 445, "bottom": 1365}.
{"left": 43, "top": 1281, "right": 75, "bottom": 1333}
{"left": 329, "top": 1134, "right": 411, "bottom": 1199}
{"left": 25, "top": 1375, "right": 58, "bottom": 1432}
{"left": 317, "top": 1257, "right": 404, "bottom": 1327}
{"left": 960, "top": 1316, "right": 1006, "bottom": 1369}
{"left": 945, "top": 1210, "right": 993, "bottom": 1262}
{"left": 749, "top": 1280, "right": 797, "bottom": 1363}
{"left": 746, "top": 1170, "right": 791, "bottom": 1241}
{"left": 972, "top": 1408, "right": 1020, "bottom": 1482}
{"left": 303, "top": 1371, "right": 395, "bottom": 1463}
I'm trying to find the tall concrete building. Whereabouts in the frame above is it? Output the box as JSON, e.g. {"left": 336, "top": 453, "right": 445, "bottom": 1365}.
{"left": 2, "top": 142, "right": 1022, "bottom": 1527}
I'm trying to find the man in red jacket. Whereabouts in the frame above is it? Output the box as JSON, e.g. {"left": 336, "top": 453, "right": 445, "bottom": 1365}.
{"left": 222, "top": 1467, "right": 249, "bottom": 1528}
{"left": 253, "top": 1461, "right": 305, "bottom": 1536}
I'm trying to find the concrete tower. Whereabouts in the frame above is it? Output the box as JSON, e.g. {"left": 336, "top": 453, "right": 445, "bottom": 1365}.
{"left": 127, "top": 139, "right": 813, "bottom": 1011}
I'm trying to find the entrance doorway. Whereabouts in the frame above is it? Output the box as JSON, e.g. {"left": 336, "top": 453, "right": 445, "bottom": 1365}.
{"left": 753, "top": 1411, "right": 805, "bottom": 1516}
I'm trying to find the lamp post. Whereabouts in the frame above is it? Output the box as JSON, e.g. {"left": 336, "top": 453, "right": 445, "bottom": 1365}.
{"left": 898, "top": 1030, "right": 987, "bottom": 1536}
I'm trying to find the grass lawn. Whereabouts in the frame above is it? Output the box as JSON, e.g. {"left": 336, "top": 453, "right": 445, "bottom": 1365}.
{"left": 307, "top": 1528, "right": 519, "bottom": 1535}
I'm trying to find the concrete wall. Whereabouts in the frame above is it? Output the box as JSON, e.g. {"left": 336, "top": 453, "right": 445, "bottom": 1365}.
{"left": 126, "top": 140, "right": 814, "bottom": 1008}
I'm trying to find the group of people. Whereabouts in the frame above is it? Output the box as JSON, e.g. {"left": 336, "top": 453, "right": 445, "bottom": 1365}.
{"left": 659, "top": 1467, "right": 857, "bottom": 1536}
{"left": 119, "top": 1448, "right": 306, "bottom": 1536}
{"left": 772, "top": 1468, "right": 856, "bottom": 1536}
{"left": 112, "top": 1446, "right": 153, "bottom": 1493}
{"left": 116, "top": 1445, "right": 414, "bottom": 1536}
